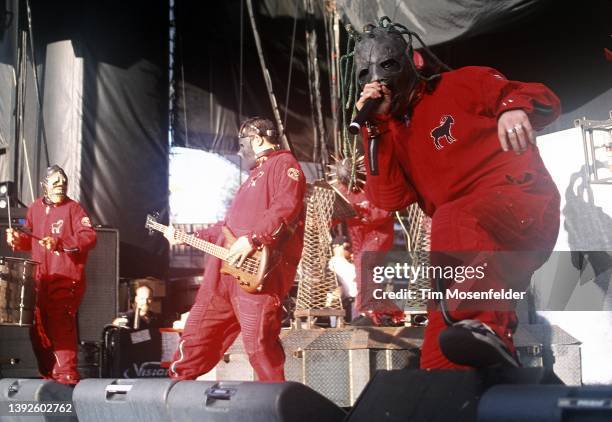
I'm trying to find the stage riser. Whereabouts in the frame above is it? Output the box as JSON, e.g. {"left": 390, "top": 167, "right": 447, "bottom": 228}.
{"left": 187, "top": 328, "right": 422, "bottom": 407}
{"left": 72, "top": 379, "right": 345, "bottom": 422}
{"left": 519, "top": 324, "right": 582, "bottom": 386}
{"left": 164, "top": 325, "right": 581, "bottom": 407}
{"left": 0, "top": 378, "right": 77, "bottom": 422}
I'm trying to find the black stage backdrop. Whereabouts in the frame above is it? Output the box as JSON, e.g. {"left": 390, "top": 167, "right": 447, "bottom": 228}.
{"left": 30, "top": 0, "right": 169, "bottom": 278}
{"left": 172, "top": 0, "right": 333, "bottom": 161}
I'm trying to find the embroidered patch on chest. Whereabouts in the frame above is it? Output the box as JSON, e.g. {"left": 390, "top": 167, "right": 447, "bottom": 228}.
{"left": 430, "top": 114, "right": 457, "bottom": 150}
{"left": 51, "top": 219, "right": 64, "bottom": 234}
{"left": 287, "top": 168, "right": 300, "bottom": 181}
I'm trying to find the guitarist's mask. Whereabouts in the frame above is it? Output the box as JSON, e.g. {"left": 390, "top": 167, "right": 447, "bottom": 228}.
{"left": 42, "top": 165, "right": 68, "bottom": 205}
{"left": 238, "top": 117, "right": 280, "bottom": 170}
{"left": 238, "top": 134, "right": 258, "bottom": 170}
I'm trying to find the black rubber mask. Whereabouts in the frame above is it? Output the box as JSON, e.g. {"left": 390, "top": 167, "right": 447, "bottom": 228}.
{"left": 238, "top": 135, "right": 258, "bottom": 170}
{"left": 354, "top": 27, "right": 417, "bottom": 117}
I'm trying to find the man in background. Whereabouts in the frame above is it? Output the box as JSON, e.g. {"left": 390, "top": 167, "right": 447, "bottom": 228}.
{"left": 113, "top": 283, "right": 161, "bottom": 330}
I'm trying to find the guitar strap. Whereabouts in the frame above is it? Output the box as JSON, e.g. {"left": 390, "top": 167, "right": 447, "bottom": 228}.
{"left": 271, "top": 208, "right": 305, "bottom": 266}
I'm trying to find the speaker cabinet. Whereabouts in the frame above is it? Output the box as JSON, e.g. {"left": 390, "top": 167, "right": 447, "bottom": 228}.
{"left": 79, "top": 227, "right": 119, "bottom": 342}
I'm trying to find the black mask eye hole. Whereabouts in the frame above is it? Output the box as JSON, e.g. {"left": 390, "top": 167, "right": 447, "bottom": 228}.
{"left": 358, "top": 68, "right": 370, "bottom": 83}
{"left": 380, "top": 59, "right": 400, "bottom": 72}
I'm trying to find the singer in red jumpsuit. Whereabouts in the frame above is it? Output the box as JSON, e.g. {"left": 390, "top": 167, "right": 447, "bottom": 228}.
{"left": 354, "top": 22, "right": 560, "bottom": 369}
{"left": 360, "top": 66, "right": 561, "bottom": 368}
{"left": 167, "top": 118, "right": 305, "bottom": 381}
{"left": 7, "top": 165, "right": 97, "bottom": 384}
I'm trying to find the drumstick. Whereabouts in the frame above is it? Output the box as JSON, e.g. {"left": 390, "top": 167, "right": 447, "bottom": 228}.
{"left": 14, "top": 226, "right": 42, "bottom": 242}
{"left": 14, "top": 226, "right": 79, "bottom": 253}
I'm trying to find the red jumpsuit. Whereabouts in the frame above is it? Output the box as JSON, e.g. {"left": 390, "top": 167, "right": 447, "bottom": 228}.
{"left": 361, "top": 67, "right": 561, "bottom": 369}
{"left": 13, "top": 197, "right": 97, "bottom": 384}
{"left": 169, "top": 150, "right": 306, "bottom": 381}
{"left": 336, "top": 184, "right": 400, "bottom": 317}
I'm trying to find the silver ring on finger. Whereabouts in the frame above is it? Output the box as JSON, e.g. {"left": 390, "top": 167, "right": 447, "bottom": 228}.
{"left": 514, "top": 124, "right": 523, "bottom": 131}
{"left": 506, "top": 128, "right": 515, "bottom": 135}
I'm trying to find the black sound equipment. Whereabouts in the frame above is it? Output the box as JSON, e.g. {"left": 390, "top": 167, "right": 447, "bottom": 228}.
{"left": 347, "top": 369, "right": 485, "bottom": 422}
{"left": 73, "top": 378, "right": 177, "bottom": 422}
{"left": 0, "top": 224, "right": 119, "bottom": 343}
{"left": 102, "top": 326, "right": 165, "bottom": 378}
{"left": 478, "top": 385, "right": 612, "bottom": 422}
{"left": 79, "top": 227, "right": 119, "bottom": 342}
{"left": 166, "top": 380, "right": 346, "bottom": 422}
{"left": 346, "top": 367, "right": 552, "bottom": 422}
{"left": 0, "top": 324, "right": 101, "bottom": 380}
{"left": 0, "top": 378, "right": 77, "bottom": 422}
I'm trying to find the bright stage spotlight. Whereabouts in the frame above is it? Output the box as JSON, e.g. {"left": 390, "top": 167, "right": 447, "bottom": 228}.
{"left": 0, "top": 181, "right": 14, "bottom": 197}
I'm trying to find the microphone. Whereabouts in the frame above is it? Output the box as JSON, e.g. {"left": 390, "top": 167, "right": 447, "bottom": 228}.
{"left": 348, "top": 96, "right": 383, "bottom": 135}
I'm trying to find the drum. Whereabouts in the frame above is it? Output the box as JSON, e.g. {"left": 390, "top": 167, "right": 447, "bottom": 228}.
{"left": 0, "top": 257, "right": 39, "bottom": 326}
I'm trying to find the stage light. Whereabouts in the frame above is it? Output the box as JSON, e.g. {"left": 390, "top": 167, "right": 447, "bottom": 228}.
{"left": 0, "top": 198, "right": 7, "bottom": 209}
{"left": 0, "top": 181, "right": 14, "bottom": 197}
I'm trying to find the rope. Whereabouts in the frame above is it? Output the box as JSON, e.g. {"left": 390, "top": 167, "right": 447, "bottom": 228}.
{"left": 282, "top": 0, "right": 299, "bottom": 131}
{"left": 238, "top": 0, "right": 244, "bottom": 120}
{"left": 25, "top": 0, "right": 50, "bottom": 169}
{"left": 245, "top": 0, "right": 292, "bottom": 152}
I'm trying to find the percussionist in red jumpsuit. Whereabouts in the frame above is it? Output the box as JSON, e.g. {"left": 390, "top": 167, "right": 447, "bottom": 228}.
{"left": 165, "top": 117, "right": 305, "bottom": 381}
{"left": 6, "top": 165, "right": 97, "bottom": 384}
{"left": 330, "top": 159, "right": 404, "bottom": 326}
{"left": 353, "top": 18, "right": 561, "bottom": 368}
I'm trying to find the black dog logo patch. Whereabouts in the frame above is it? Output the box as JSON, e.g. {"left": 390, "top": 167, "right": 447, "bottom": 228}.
{"left": 430, "top": 115, "right": 457, "bottom": 150}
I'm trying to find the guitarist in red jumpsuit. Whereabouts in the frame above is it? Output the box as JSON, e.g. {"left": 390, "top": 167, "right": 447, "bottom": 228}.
{"left": 6, "top": 165, "right": 97, "bottom": 384}
{"left": 165, "top": 117, "right": 306, "bottom": 381}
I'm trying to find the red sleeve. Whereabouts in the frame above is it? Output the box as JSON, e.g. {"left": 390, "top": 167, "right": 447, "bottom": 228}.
{"left": 250, "top": 155, "right": 306, "bottom": 246}
{"left": 194, "top": 221, "right": 223, "bottom": 243}
{"left": 477, "top": 67, "right": 561, "bottom": 129}
{"left": 362, "top": 115, "right": 418, "bottom": 211}
{"left": 56, "top": 202, "right": 97, "bottom": 253}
